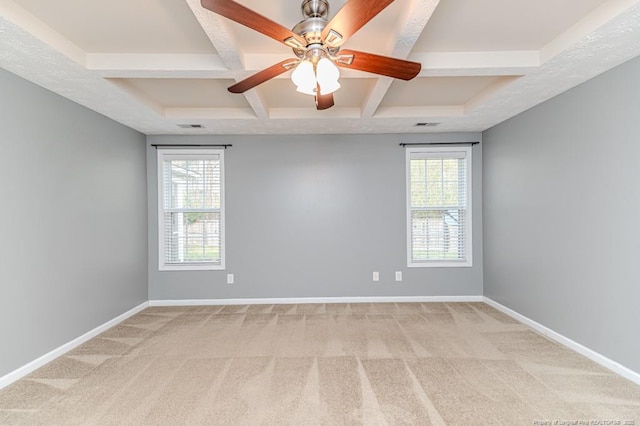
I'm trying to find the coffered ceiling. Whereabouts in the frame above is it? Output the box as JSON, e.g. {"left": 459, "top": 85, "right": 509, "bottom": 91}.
{"left": 1, "top": 0, "right": 639, "bottom": 135}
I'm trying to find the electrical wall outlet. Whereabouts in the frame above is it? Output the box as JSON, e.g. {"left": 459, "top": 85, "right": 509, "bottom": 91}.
{"left": 395, "top": 271, "right": 402, "bottom": 282}
{"left": 372, "top": 271, "right": 379, "bottom": 282}
{"left": 227, "top": 273, "right": 234, "bottom": 284}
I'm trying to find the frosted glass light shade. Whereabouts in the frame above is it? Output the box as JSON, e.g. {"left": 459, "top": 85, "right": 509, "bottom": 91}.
{"left": 317, "top": 58, "right": 339, "bottom": 81}
{"left": 318, "top": 79, "right": 341, "bottom": 95}
{"left": 291, "top": 60, "right": 316, "bottom": 94}
{"left": 316, "top": 58, "right": 341, "bottom": 95}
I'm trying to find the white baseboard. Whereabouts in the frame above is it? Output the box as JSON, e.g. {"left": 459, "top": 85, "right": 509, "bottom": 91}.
{"left": 483, "top": 297, "right": 640, "bottom": 386}
{"left": 0, "top": 301, "right": 149, "bottom": 390}
{"left": 149, "top": 295, "right": 484, "bottom": 307}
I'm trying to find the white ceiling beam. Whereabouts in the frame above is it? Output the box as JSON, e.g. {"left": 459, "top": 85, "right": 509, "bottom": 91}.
{"left": 84, "top": 50, "right": 539, "bottom": 79}
{"left": 184, "top": 0, "right": 268, "bottom": 119}
{"left": 0, "top": 0, "right": 86, "bottom": 66}
{"left": 184, "top": 0, "right": 243, "bottom": 69}
{"left": 86, "top": 54, "right": 233, "bottom": 78}
{"left": 86, "top": 52, "right": 352, "bottom": 79}
{"left": 241, "top": 91, "right": 271, "bottom": 120}
{"left": 362, "top": 0, "right": 441, "bottom": 118}
{"left": 361, "top": 78, "right": 394, "bottom": 118}
{"left": 413, "top": 51, "right": 540, "bottom": 77}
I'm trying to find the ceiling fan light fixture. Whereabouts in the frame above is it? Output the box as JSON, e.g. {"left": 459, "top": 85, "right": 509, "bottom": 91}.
{"left": 202, "top": 0, "right": 423, "bottom": 110}
{"left": 292, "top": 56, "right": 341, "bottom": 96}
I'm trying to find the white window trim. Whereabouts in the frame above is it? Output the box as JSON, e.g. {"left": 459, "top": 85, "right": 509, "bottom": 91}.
{"left": 157, "top": 148, "right": 226, "bottom": 271}
{"left": 406, "top": 146, "right": 473, "bottom": 268}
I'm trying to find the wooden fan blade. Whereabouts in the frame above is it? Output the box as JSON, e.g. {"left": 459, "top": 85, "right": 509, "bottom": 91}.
{"left": 201, "top": 0, "right": 306, "bottom": 48}
{"left": 336, "top": 49, "right": 421, "bottom": 80}
{"left": 315, "top": 92, "right": 335, "bottom": 110}
{"left": 228, "top": 59, "right": 298, "bottom": 93}
{"left": 321, "top": 0, "right": 395, "bottom": 47}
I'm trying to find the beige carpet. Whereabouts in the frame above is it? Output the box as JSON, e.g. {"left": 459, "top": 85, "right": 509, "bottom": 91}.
{"left": 1, "top": 302, "right": 639, "bottom": 425}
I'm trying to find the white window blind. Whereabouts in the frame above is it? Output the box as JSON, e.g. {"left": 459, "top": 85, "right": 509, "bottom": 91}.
{"left": 157, "top": 149, "right": 225, "bottom": 271}
{"left": 406, "top": 146, "right": 472, "bottom": 267}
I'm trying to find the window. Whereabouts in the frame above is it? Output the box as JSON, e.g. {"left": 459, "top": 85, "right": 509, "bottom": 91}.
{"left": 157, "top": 149, "right": 225, "bottom": 271}
{"left": 406, "top": 146, "right": 472, "bottom": 267}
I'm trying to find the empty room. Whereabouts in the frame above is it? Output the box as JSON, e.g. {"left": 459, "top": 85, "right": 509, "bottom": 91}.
{"left": 1, "top": 0, "right": 640, "bottom": 424}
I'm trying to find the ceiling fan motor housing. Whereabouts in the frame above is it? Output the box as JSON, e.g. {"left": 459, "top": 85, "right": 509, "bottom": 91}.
{"left": 292, "top": 18, "right": 327, "bottom": 49}
{"left": 293, "top": 0, "right": 340, "bottom": 58}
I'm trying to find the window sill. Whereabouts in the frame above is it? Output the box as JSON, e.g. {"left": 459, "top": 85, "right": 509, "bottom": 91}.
{"left": 159, "top": 264, "right": 225, "bottom": 272}
{"left": 407, "top": 261, "right": 473, "bottom": 268}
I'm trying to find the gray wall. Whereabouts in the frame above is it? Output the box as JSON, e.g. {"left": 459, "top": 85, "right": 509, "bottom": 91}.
{"left": 483, "top": 55, "right": 640, "bottom": 373}
{"left": 0, "top": 69, "right": 148, "bottom": 378}
{"left": 148, "top": 133, "right": 483, "bottom": 300}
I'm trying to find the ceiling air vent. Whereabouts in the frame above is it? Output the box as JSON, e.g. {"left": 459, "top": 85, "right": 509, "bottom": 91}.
{"left": 177, "top": 124, "right": 204, "bottom": 129}
{"left": 415, "top": 122, "right": 441, "bottom": 127}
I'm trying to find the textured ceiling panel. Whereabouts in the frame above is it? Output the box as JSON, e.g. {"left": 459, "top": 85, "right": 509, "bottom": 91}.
{"left": 110, "top": 78, "right": 250, "bottom": 108}
{"left": 381, "top": 76, "right": 512, "bottom": 107}
{"left": 414, "top": 0, "right": 607, "bottom": 52}
{"left": 12, "top": 0, "right": 217, "bottom": 53}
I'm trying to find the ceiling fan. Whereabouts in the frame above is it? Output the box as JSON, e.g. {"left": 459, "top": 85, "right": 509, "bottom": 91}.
{"left": 201, "top": 0, "right": 422, "bottom": 110}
